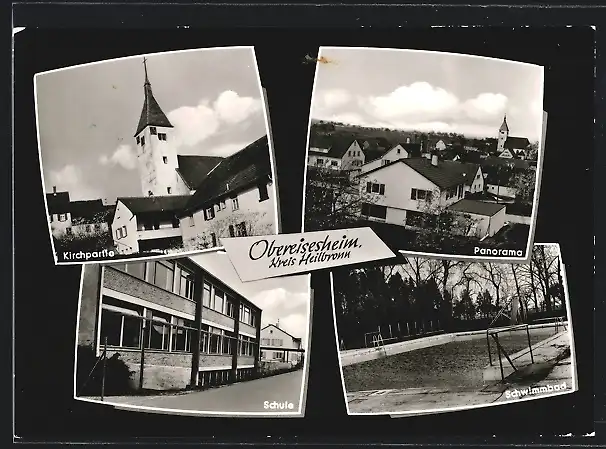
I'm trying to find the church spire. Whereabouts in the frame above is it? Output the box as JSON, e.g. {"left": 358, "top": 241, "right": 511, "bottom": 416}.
{"left": 499, "top": 114, "right": 509, "bottom": 133}
{"left": 134, "top": 57, "right": 173, "bottom": 137}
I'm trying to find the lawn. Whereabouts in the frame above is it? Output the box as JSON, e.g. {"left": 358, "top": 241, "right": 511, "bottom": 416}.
{"left": 342, "top": 327, "right": 555, "bottom": 393}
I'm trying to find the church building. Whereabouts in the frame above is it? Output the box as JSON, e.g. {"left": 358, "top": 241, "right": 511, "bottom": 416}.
{"left": 496, "top": 114, "right": 531, "bottom": 160}
{"left": 111, "top": 58, "right": 275, "bottom": 255}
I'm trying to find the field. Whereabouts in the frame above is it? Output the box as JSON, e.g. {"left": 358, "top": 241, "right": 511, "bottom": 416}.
{"left": 342, "top": 327, "right": 555, "bottom": 392}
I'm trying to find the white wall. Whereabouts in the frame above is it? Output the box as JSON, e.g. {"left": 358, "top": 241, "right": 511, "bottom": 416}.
{"left": 49, "top": 212, "right": 72, "bottom": 238}
{"left": 181, "top": 181, "right": 276, "bottom": 250}
{"left": 135, "top": 125, "right": 190, "bottom": 197}
{"left": 112, "top": 201, "right": 139, "bottom": 255}
{"left": 307, "top": 154, "right": 342, "bottom": 170}
{"left": 340, "top": 141, "right": 365, "bottom": 170}
{"left": 260, "top": 325, "right": 301, "bottom": 363}
{"left": 487, "top": 184, "right": 517, "bottom": 198}
{"left": 465, "top": 167, "right": 484, "bottom": 194}
{"left": 488, "top": 207, "right": 507, "bottom": 236}
{"left": 360, "top": 144, "right": 411, "bottom": 174}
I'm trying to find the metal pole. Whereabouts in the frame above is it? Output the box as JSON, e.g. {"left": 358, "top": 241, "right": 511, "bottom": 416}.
{"left": 526, "top": 325, "right": 534, "bottom": 364}
{"left": 495, "top": 335, "right": 505, "bottom": 382}
{"left": 101, "top": 337, "right": 107, "bottom": 401}
{"left": 139, "top": 317, "right": 146, "bottom": 391}
{"left": 487, "top": 331, "right": 492, "bottom": 366}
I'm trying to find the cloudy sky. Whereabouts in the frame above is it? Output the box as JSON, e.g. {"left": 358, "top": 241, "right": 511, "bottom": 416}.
{"left": 36, "top": 47, "right": 268, "bottom": 202}
{"left": 190, "top": 252, "right": 310, "bottom": 345}
{"left": 311, "top": 47, "right": 544, "bottom": 142}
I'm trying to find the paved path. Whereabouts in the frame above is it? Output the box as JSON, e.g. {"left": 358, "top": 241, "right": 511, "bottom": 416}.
{"left": 88, "top": 370, "right": 304, "bottom": 414}
{"left": 347, "top": 333, "right": 574, "bottom": 415}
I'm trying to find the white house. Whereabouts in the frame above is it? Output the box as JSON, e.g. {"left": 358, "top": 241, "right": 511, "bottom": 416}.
{"left": 260, "top": 323, "right": 302, "bottom": 365}
{"left": 47, "top": 187, "right": 73, "bottom": 238}
{"left": 435, "top": 140, "right": 447, "bottom": 151}
{"left": 358, "top": 155, "right": 491, "bottom": 232}
{"left": 447, "top": 199, "right": 507, "bottom": 239}
{"left": 360, "top": 142, "right": 422, "bottom": 174}
{"left": 112, "top": 195, "right": 190, "bottom": 255}
{"left": 179, "top": 135, "right": 276, "bottom": 250}
{"left": 307, "top": 138, "right": 365, "bottom": 170}
{"left": 47, "top": 187, "right": 112, "bottom": 239}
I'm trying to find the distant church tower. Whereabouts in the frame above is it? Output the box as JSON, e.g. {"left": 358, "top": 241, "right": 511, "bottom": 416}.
{"left": 497, "top": 114, "right": 509, "bottom": 153}
{"left": 134, "top": 58, "right": 183, "bottom": 197}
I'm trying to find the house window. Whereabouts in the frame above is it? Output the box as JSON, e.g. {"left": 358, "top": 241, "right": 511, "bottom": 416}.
{"left": 211, "top": 233, "right": 217, "bottom": 247}
{"left": 146, "top": 310, "right": 170, "bottom": 351}
{"left": 316, "top": 159, "right": 324, "bottom": 166}
{"left": 204, "top": 207, "right": 215, "bottom": 221}
{"left": 361, "top": 203, "right": 387, "bottom": 220}
{"left": 236, "top": 222, "right": 247, "bottom": 237}
{"left": 150, "top": 127, "right": 157, "bottom": 135}
{"left": 64, "top": 227, "right": 72, "bottom": 235}
{"left": 220, "top": 200, "right": 226, "bottom": 210}
{"left": 188, "top": 215, "right": 195, "bottom": 227}
{"left": 85, "top": 224, "right": 91, "bottom": 232}
{"left": 136, "top": 136, "right": 141, "bottom": 145}
{"left": 152, "top": 260, "right": 175, "bottom": 291}
{"left": 381, "top": 159, "right": 390, "bottom": 166}
{"left": 228, "top": 225, "right": 235, "bottom": 237}
{"left": 226, "top": 297, "right": 236, "bottom": 318}
{"left": 261, "top": 338, "right": 270, "bottom": 345}
{"left": 99, "top": 297, "right": 144, "bottom": 349}
{"left": 179, "top": 266, "right": 195, "bottom": 300}
{"left": 58, "top": 213, "right": 67, "bottom": 222}
{"left": 366, "top": 182, "right": 385, "bottom": 195}
{"left": 141, "top": 136, "right": 145, "bottom": 146}
{"left": 214, "top": 203, "right": 221, "bottom": 213}
{"left": 258, "top": 183, "right": 269, "bottom": 201}
{"left": 202, "top": 282, "right": 212, "bottom": 307}
{"left": 397, "top": 148, "right": 401, "bottom": 154}
{"left": 411, "top": 188, "right": 433, "bottom": 202}
{"left": 231, "top": 197, "right": 239, "bottom": 211}
{"left": 158, "top": 133, "right": 167, "bottom": 141}
{"left": 331, "top": 161, "right": 338, "bottom": 167}
{"left": 271, "top": 338, "right": 284, "bottom": 347}
{"left": 240, "top": 305, "right": 251, "bottom": 325}
{"left": 167, "top": 187, "right": 172, "bottom": 194}
{"left": 163, "top": 156, "right": 168, "bottom": 164}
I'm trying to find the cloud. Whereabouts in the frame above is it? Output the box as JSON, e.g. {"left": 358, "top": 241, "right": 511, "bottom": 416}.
{"left": 317, "top": 88, "right": 352, "bottom": 110}
{"left": 203, "top": 141, "right": 255, "bottom": 158}
{"left": 213, "top": 90, "right": 262, "bottom": 125}
{"left": 47, "top": 164, "right": 101, "bottom": 201}
{"left": 99, "top": 144, "right": 137, "bottom": 170}
{"left": 462, "top": 92, "right": 508, "bottom": 120}
{"left": 252, "top": 288, "right": 309, "bottom": 342}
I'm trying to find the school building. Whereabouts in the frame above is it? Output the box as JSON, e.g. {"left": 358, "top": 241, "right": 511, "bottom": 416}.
{"left": 77, "top": 257, "right": 262, "bottom": 391}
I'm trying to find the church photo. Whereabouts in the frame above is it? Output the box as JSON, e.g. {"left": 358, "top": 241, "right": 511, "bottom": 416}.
{"left": 303, "top": 47, "right": 546, "bottom": 261}
{"left": 35, "top": 47, "right": 278, "bottom": 264}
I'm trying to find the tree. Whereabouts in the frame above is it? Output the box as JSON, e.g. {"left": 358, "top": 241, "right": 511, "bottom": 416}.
{"left": 477, "top": 289, "right": 495, "bottom": 318}
{"left": 512, "top": 169, "right": 536, "bottom": 204}
{"left": 527, "top": 141, "right": 540, "bottom": 160}
{"left": 304, "top": 167, "right": 377, "bottom": 231}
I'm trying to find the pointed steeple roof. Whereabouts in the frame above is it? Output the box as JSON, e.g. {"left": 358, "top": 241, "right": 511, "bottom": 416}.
{"left": 499, "top": 114, "right": 509, "bottom": 133}
{"left": 134, "top": 57, "right": 173, "bottom": 136}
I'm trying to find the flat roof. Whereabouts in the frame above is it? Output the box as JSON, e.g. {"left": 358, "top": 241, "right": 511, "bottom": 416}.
{"left": 447, "top": 199, "right": 506, "bottom": 216}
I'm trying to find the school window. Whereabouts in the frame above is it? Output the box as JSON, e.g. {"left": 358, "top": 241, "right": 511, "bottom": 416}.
{"left": 204, "top": 207, "right": 215, "bottom": 221}
{"left": 202, "top": 282, "right": 212, "bottom": 307}
{"left": 411, "top": 188, "right": 433, "bottom": 202}
{"left": 146, "top": 310, "right": 171, "bottom": 351}
{"left": 208, "top": 328, "right": 223, "bottom": 354}
{"left": 258, "top": 183, "right": 269, "bottom": 201}
{"left": 158, "top": 133, "right": 167, "bottom": 141}
{"left": 151, "top": 260, "right": 175, "bottom": 291}
{"left": 231, "top": 197, "right": 239, "bottom": 211}
{"left": 214, "top": 289, "right": 225, "bottom": 314}
{"left": 150, "top": 127, "right": 157, "bottom": 135}
{"left": 167, "top": 187, "right": 172, "bottom": 194}
{"left": 226, "top": 297, "right": 236, "bottom": 318}
{"left": 365, "top": 182, "right": 385, "bottom": 195}
{"left": 178, "top": 267, "right": 195, "bottom": 300}
{"left": 211, "top": 233, "right": 217, "bottom": 247}
{"left": 99, "top": 297, "right": 143, "bottom": 349}
{"left": 163, "top": 156, "right": 168, "bottom": 164}
{"left": 236, "top": 222, "right": 247, "bottom": 237}
{"left": 171, "top": 318, "right": 193, "bottom": 352}
{"left": 240, "top": 305, "right": 251, "bottom": 325}
{"left": 122, "top": 262, "right": 146, "bottom": 281}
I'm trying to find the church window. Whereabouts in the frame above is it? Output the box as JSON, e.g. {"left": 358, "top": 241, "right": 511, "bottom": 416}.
{"left": 163, "top": 156, "right": 168, "bottom": 164}
{"left": 167, "top": 187, "right": 172, "bottom": 194}
{"left": 150, "top": 127, "right": 157, "bottom": 135}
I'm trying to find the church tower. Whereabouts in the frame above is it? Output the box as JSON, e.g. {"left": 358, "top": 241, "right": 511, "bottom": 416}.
{"left": 497, "top": 114, "right": 509, "bottom": 153}
{"left": 134, "top": 58, "right": 184, "bottom": 197}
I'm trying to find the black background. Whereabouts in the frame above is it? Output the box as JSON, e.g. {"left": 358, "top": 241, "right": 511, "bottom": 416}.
{"left": 11, "top": 17, "right": 597, "bottom": 444}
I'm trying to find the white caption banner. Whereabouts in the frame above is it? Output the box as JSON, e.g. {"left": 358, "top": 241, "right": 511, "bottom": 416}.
{"left": 221, "top": 227, "right": 396, "bottom": 282}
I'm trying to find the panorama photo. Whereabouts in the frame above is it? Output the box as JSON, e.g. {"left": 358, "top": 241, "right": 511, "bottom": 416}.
{"left": 304, "top": 47, "right": 545, "bottom": 261}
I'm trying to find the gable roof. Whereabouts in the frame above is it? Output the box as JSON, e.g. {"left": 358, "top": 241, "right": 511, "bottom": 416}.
{"left": 505, "top": 136, "right": 531, "bottom": 150}
{"left": 117, "top": 195, "right": 190, "bottom": 214}
{"left": 447, "top": 199, "right": 506, "bottom": 216}
{"left": 261, "top": 323, "right": 300, "bottom": 341}
{"left": 499, "top": 115, "right": 509, "bottom": 133}
{"left": 46, "top": 191, "right": 71, "bottom": 214}
{"left": 183, "top": 135, "right": 272, "bottom": 214}
{"left": 134, "top": 62, "right": 173, "bottom": 136}
{"left": 481, "top": 155, "right": 532, "bottom": 170}
{"left": 362, "top": 157, "right": 480, "bottom": 190}
{"left": 327, "top": 138, "right": 359, "bottom": 159}
{"left": 361, "top": 148, "right": 386, "bottom": 163}
{"left": 176, "top": 155, "right": 224, "bottom": 190}
{"left": 70, "top": 199, "right": 109, "bottom": 220}
{"left": 309, "top": 134, "right": 333, "bottom": 150}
